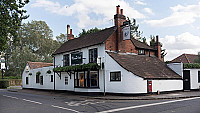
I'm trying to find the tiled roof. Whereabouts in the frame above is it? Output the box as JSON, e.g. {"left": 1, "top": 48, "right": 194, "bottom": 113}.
{"left": 28, "top": 61, "right": 53, "bottom": 69}
{"left": 53, "top": 26, "right": 117, "bottom": 55}
{"left": 171, "top": 54, "right": 198, "bottom": 63}
{"left": 131, "top": 38, "right": 155, "bottom": 50}
{"left": 107, "top": 52, "right": 181, "bottom": 79}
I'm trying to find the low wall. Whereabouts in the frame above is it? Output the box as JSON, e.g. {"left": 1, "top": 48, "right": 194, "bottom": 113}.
{"left": 9, "top": 79, "right": 22, "bottom": 86}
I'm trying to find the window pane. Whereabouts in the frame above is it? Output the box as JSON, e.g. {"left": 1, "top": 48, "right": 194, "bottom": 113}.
{"left": 26, "top": 77, "right": 28, "bottom": 84}
{"left": 90, "top": 71, "right": 98, "bottom": 87}
{"left": 110, "top": 72, "right": 121, "bottom": 81}
{"left": 36, "top": 75, "right": 39, "bottom": 83}
{"left": 51, "top": 75, "right": 53, "bottom": 82}
{"left": 79, "top": 72, "right": 84, "bottom": 87}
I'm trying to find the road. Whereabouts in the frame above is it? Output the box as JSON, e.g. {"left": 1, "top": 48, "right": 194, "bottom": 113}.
{"left": 0, "top": 89, "right": 200, "bottom": 113}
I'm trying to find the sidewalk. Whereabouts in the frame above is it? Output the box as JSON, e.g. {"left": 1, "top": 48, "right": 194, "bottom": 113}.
{"left": 89, "top": 91, "right": 200, "bottom": 100}
{"left": 7, "top": 88, "right": 200, "bottom": 100}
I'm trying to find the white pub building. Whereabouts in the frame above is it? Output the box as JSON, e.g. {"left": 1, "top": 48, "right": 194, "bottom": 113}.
{"left": 22, "top": 6, "right": 183, "bottom": 94}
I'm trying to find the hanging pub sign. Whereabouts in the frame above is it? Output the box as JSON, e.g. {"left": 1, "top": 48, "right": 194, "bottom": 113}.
{"left": 122, "top": 26, "right": 130, "bottom": 40}
{"left": 1, "top": 58, "right": 5, "bottom": 69}
{"left": 71, "top": 52, "right": 83, "bottom": 65}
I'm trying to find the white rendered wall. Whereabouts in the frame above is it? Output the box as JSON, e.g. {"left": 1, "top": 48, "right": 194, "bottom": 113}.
{"left": 22, "top": 65, "right": 54, "bottom": 90}
{"left": 54, "top": 44, "right": 105, "bottom": 92}
{"left": 167, "top": 63, "right": 183, "bottom": 76}
{"left": 105, "top": 53, "right": 147, "bottom": 94}
{"left": 185, "top": 69, "right": 200, "bottom": 89}
{"left": 152, "top": 80, "right": 183, "bottom": 92}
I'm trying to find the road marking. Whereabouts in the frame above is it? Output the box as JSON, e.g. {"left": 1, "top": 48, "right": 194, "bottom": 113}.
{"left": 97, "top": 97, "right": 200, "bottom": 113}
{"left": 65, "top": 100, "right": 105, "bottom": 106}
{"left": 22, "top": 99, "right": 42, "bottom": 104}
{"left": 51, "top": 105, "right": 81, "bottom": 113}
{"left": 3, "top": 95, "right": 19, "bottom": 99}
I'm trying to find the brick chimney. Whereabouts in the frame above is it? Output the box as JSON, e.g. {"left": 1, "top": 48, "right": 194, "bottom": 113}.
{"left": 155, "top": 35, "right": 162, "bottom": 60}
{"left": 66, "top": 25, "right": 74, "bottom": 41}
{"left": 114, "top": 5, "right": 126, "bottom": 52}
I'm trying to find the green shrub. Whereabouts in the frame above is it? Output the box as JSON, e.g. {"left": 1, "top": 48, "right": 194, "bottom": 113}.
{"left": 3, "top": 76, "right": 21, "bottom": 79}
{"left": 184, "top": 63, "right": 200, "bottom": 69}
{"left": 0, "top": 80, "right": 9, "bottom": 88}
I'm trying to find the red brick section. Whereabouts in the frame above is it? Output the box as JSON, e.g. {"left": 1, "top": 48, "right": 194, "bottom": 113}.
{"left": 155, "top": 35, "right": 162, "bottom": 60}
{"left": 66, "top": 25, "right": 74, "bottom": 40}
{"left": 105, "top": 5, "right": 157, "bottom": 57}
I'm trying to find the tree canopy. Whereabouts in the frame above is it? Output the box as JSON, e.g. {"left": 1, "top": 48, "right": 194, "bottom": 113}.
{"left": 0, "top": 0, "right": 29, "bottom": 51}
{"left": 5, "top": 20, "right": 61, "bottom": 76}
{"left": 78, "top": 27, "right": 101, "bottom": 37}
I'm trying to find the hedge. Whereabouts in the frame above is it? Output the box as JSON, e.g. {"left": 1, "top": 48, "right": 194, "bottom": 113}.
{"left": 0, "top": 80, "right": 9, "bottom": 88}
{"left": 184, "top": 63, "right": 200, "bottom": 69}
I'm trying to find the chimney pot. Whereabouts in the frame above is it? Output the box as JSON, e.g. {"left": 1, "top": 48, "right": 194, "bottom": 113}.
{"left": 156, "top": 35, "right": 159, "bottom": 43}
{"left": 120, "top": 9, "right": 123, "bottom": 15}
{"left": 67, "top": 24, "right": 70, "bottom": 34}
{"left": 116, "top": 5, "right": 120, "bottom": 14}
{"left": 70, "top": 29, "right": 72, "bottom": 35}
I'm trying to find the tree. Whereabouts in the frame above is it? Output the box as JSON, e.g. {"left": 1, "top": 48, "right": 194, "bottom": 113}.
{"left": 0, "top": 0, "right": 29, "bottom": 51}
{"left": 5, "top": 20, "right": 61, "bottom": 76}
{"left": 56, "top": 33, "right": 66, "bottom": 44}
{"left": 78, "top": 27, "right": 101, "bottom": 37}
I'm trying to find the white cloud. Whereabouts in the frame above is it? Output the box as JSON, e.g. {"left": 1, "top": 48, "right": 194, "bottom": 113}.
{"left": 144, "top": 8, "right": 154, "bottom": 15}
{"left": 135, "top": 0, "right": 146, "bottom": 6}
{"left": 31, "top": 0, "right": 145, "bottom": 29}
{"left": 160, "top": 32, "right": 200, "bottom": 61}
{"left": 145, "top": 2, "right": 200, "bottom": 27}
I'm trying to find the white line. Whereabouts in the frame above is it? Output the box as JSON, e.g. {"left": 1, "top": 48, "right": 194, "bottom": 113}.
{"left": 3, "top": 95, "right": 19, "bottom": 99}
{"left": 22, "top": 99, "right": 42, "bottom": 104}
{"left": 51, "top": 105, "right": 81, "bottom": 113}
{"left": 97, "top": 97, "right": 200, "bottom": 113}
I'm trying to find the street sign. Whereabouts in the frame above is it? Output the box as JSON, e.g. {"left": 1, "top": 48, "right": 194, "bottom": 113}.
{"left": 1, "top": 58, "right": 5, "bottom": 69}
{"left": 122, "top": 26, "right": 130, "bottom": 40}
{"left": 71, "top": 52, "right": 83, "bottom": 65}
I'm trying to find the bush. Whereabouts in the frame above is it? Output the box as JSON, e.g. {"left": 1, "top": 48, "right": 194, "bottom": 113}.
{"left": 3, "top": 76, "right": 21, "bottom": 79}
{"left": 0, "top": 80, "right": 9, "bottom": 88}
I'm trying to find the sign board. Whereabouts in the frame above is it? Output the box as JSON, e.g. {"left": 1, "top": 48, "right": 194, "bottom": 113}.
{"left": 1, "top": 58, "right": 5, "bottom": 69}
{"left": 71, "top": 52, "right": 83, "bottom": 65}
{"left": 122, "top": 26, "right": 130, "bottom": 40}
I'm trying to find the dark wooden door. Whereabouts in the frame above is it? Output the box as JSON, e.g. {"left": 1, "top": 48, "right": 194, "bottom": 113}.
{"left": 183, "top": 70, "right": 190, "bottom": 90}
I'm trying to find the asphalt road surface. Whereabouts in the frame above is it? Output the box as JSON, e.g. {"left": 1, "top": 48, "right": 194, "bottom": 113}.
{"left": 0, "top": 89, "right": 200, "bottom": 113}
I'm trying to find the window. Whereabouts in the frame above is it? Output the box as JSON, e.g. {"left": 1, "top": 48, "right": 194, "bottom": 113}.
{"left": 74, "top": 71, "right": 98, "bottom": 88}
{"left": 89, "top": 48, "right": 98, "bottom": 63}
{"left": 65, "top": 76, "right": 68, "bottom": 85}
{"left": 40, "top": 76, "right": 43, "bottom": 85}
{"left": 90, "top": 71, "right": 98, "bottom": 87}
{"left": 79, "top": 72, "right": 85, "bottom": 87}
{"left": 63, "top": 54, "right": 70, "bottom": 66}
{"left": 138, "top": 49, "right": 145, "bottom": 55}
{"left": 50, "top": 75, "right": 53, "bottom": 82}
{"left": 198, "top": 71, "right": 200, "bottom": 83}
{"left": 36, "top": 75, "right": 39, "bottom": 83}
{"left": 26, "top": 77, "right": 29, "bottom": 84}
{"left": 110, "top": 71, "right": 121, "bottom": 81}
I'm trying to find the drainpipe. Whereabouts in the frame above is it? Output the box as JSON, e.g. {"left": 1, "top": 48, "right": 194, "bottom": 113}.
{"left": 53, "top": 56, "right": 55, "bottom": 91}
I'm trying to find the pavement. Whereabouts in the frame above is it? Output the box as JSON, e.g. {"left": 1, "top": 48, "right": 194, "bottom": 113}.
{"left": 5, "top": 87, "right": 200, "bottom": 100}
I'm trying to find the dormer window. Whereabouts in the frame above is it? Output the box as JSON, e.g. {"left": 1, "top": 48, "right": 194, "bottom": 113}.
{"left": 89, "top": 48, "right": 98, "bottom": 63}
{"left": 138, "top": 49, "right": 145, "bottom": 55}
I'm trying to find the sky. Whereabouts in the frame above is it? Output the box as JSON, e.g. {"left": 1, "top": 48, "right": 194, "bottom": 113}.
{"left": 23, "top": 0, "right": 200, "bottom": 61}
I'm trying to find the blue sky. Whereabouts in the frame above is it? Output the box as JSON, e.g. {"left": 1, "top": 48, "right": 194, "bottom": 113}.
{"left": 23, "top": 0, "right": 200, "bottom": 61}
